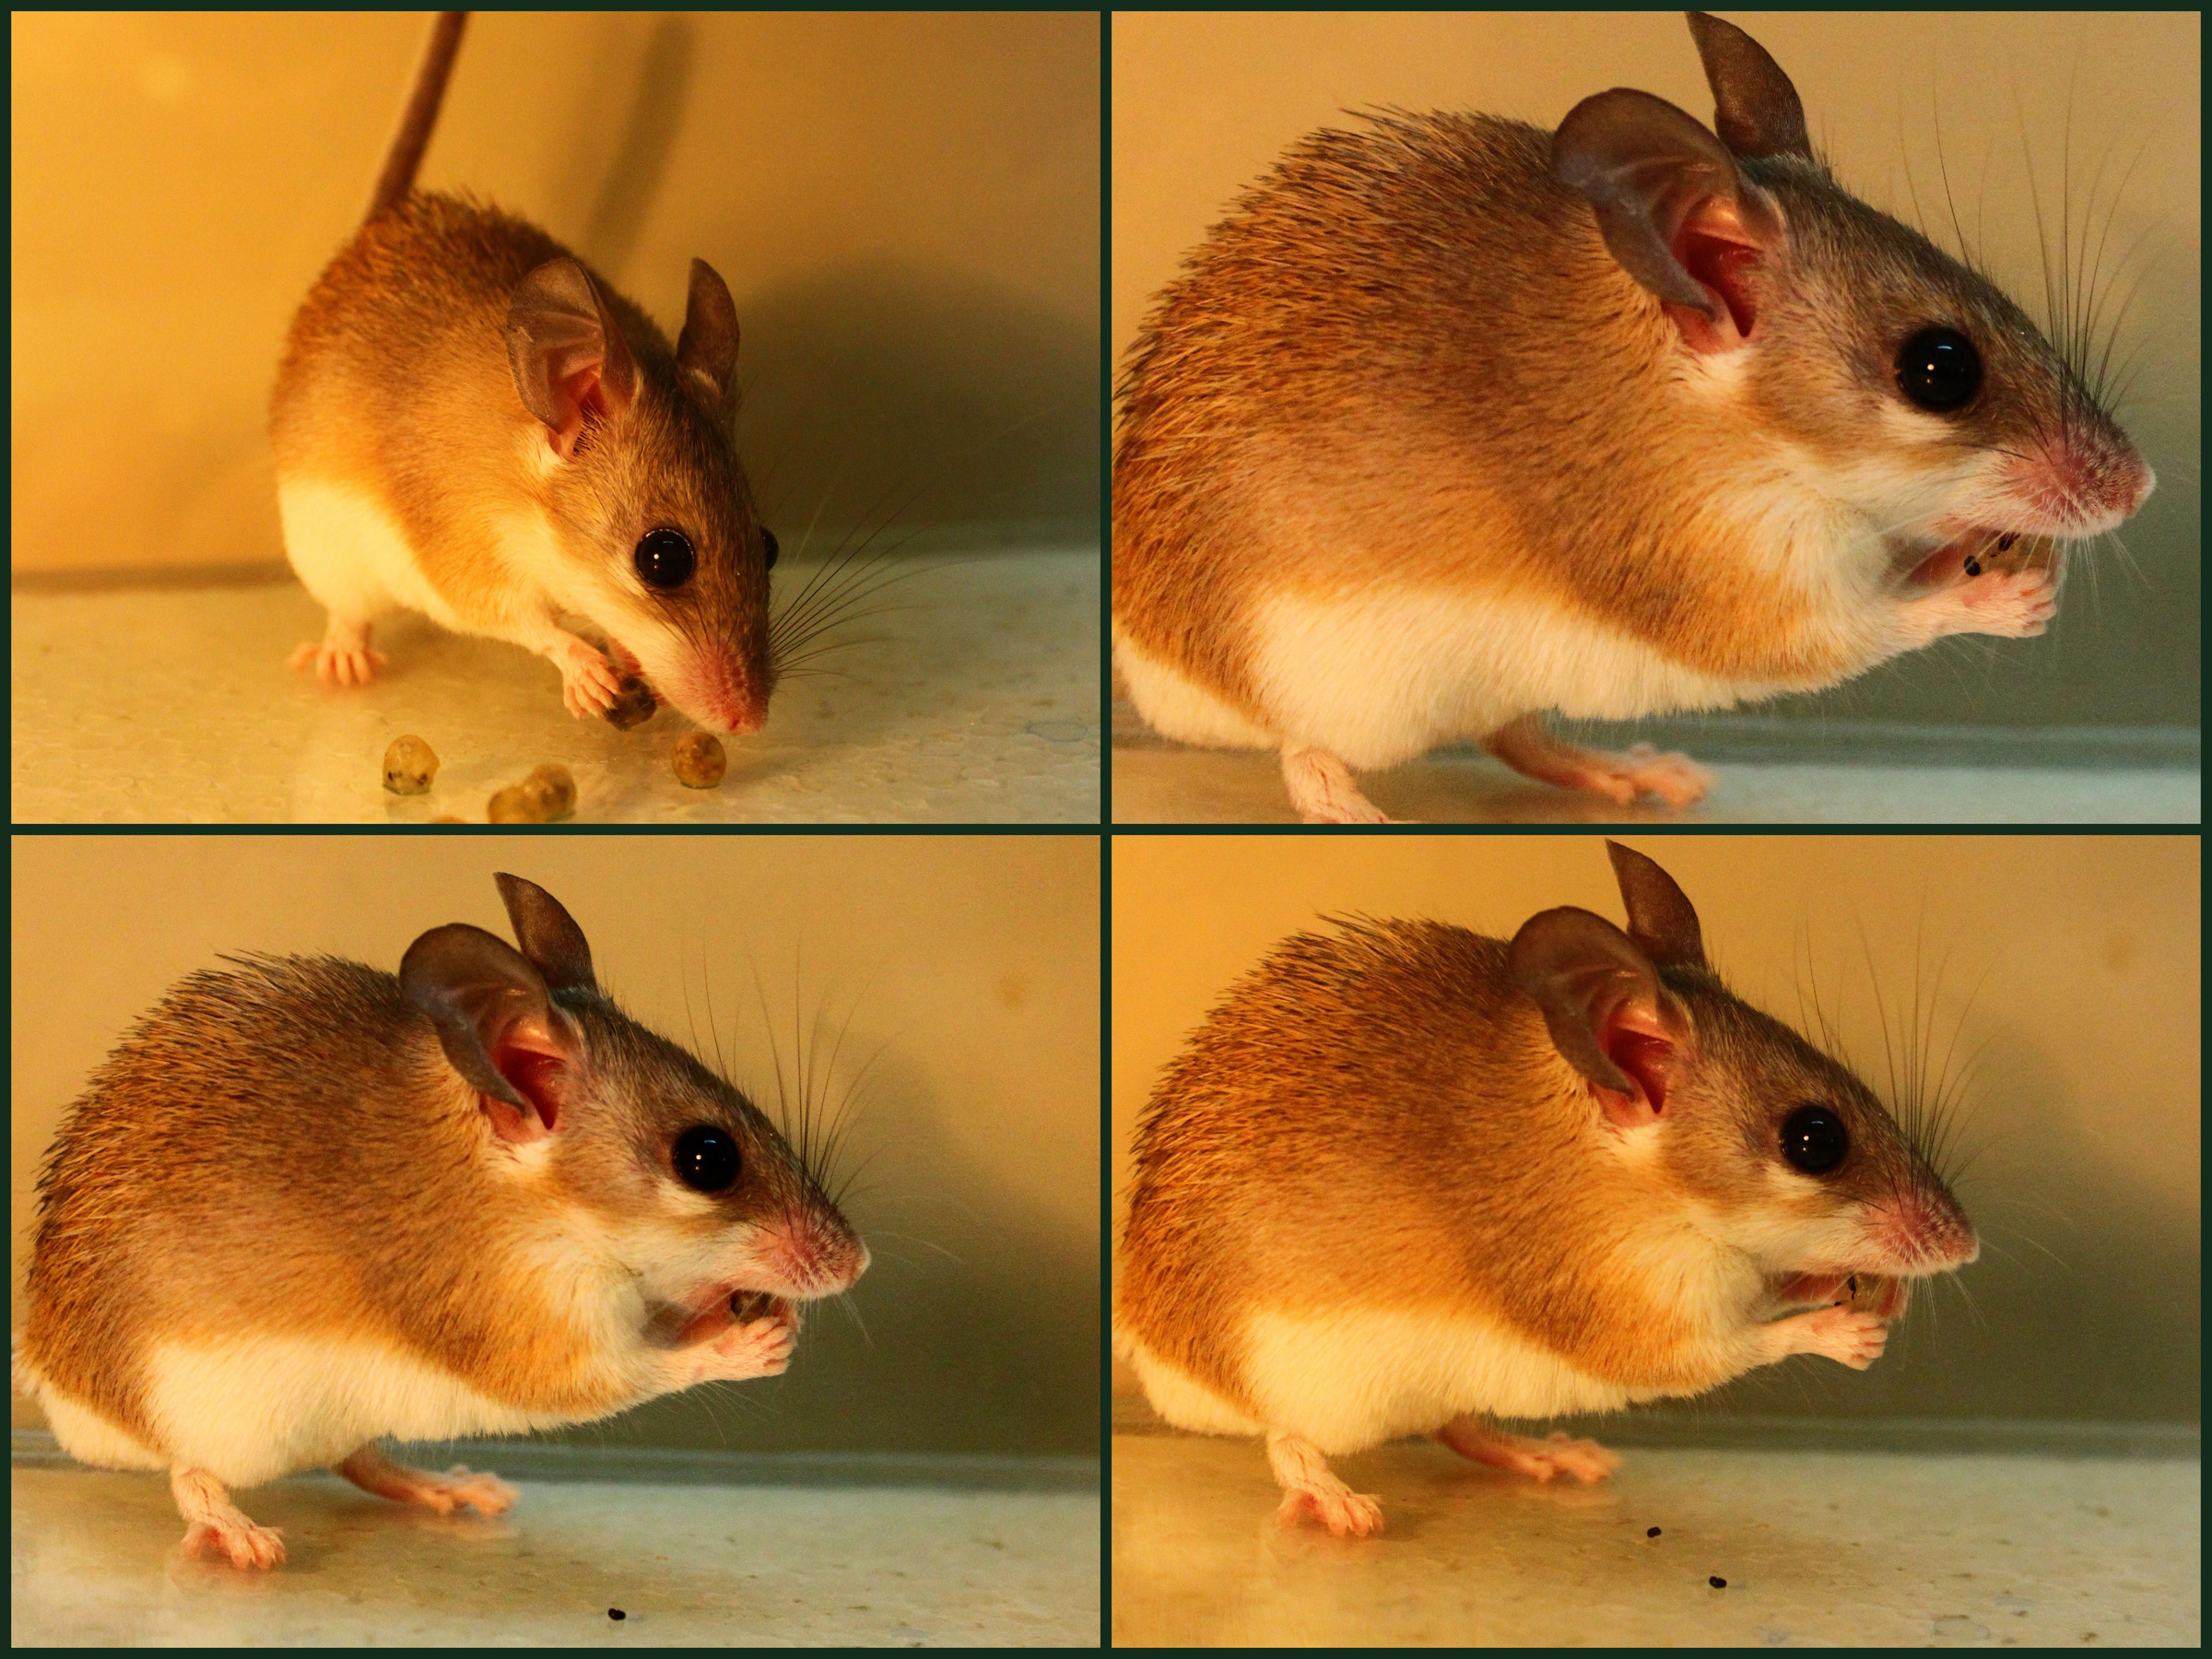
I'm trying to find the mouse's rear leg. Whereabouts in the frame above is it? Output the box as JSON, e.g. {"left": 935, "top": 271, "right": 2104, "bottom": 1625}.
{"left": 277, "top": 478, "right": 404, "bottom": 686}
{"left": 171, "top": 1465, "right": 286, "bottom": 1569}
{"left": 1266, "top": 1430, "right": 1384, "bottom": 1535}
{"left": 1481, "top": 712, "right": 1711, "bottom": 806}
{"left": 288, "top": 617, "right": 389, "bottom": 687}
{"left": 1435, "top": 1416, "right": 1620, "bottom": 1484}
{"left": 1282, "top": 747, "right": 1398, "bottom": 825}
{"left": 336, "top": 1441, "right": 515, "bottom": 1516}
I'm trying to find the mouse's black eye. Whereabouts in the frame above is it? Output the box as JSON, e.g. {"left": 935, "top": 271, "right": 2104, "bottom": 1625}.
{"left": 672, "top": 1124, "right": 740, "bottom": 1193}
{"left": 1780, "top": 1105, "right": 1849, "bottom": 1176}
{"left": 761, "top": 527, "right": 779, "bottom": 571}
{"left": 635, "top": 527, "right": 696, "bottom": 590}
{"left": 1896, "top": 327, "right": 1982, "bottom": 413}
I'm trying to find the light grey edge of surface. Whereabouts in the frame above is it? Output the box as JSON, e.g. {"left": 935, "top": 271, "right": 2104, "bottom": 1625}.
{"left": 12, "top": 1429, "right": 1098, "bottom": 1492}
{"left": 1108, "top": 1394, "right": 2200, "bottom": 1460}
{"left": 1551, "top": 715, "right": 2201, "bottom": 771}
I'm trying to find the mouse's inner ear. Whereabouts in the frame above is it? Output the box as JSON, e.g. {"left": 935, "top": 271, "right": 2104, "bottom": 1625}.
{"left": 505, "top": 257, "right": 640, "bottom": 460}
{"left": 1508, "top": 906, "right": 1687, "bottom": 1130}
{"left": 1604, "top": 841, "right": 1709, "bottom": 970}
{"left": 676, "top": 258, "right": 741, "bottom": 426}
{"left": 493, "top": 873, "right": 599, "bottom": 994}
{"left": 1551, "top": 88, "right": 1785, "bottom": 356}
{"left": 1685, "top": 11, "right": 1813, "bottom": 162}
{"left": 401, "top": 923, "right": 588, "bottom": 1143}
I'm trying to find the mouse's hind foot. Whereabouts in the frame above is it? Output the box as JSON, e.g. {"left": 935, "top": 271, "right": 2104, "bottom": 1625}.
{"left": 1282, "top": 747, "right": 1402, "bottom": 824}
{"left": 1267, "top": 1430, "right": 1384, "bottom": 1535}
{"left": 1482, "top": 713, "right": 1710, "bottom": 807}
{"left": 337, "top": 1441, "right": 515, "bottom": 1516}
{"left": 171, "top": 1465, "right": 286, "bottom": 1569}
{"left": 1435, "top": 1416, "right": 1619, "bottom": 1484}
{"left": 289, "top": 618, "right": 387, "bottom": 687}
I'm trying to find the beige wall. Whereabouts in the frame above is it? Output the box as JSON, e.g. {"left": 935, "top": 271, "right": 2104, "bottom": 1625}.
{"left": 13, "top": 833, "right": 1100, "bottom": 1456}
{"left": 1112, "top": 834, "right": 2200, "bottom": 1421}
{"left": 11, "top": 11, "right": 1101, "bottom": 577}
{"left": 1112, "top": 11, "right": 2201, "bottom": 725}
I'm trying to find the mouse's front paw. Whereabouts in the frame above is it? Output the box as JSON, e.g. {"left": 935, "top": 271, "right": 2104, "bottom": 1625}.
{"left": 1276, "top": 1484, "right": 1385, "bottom": 1537}
{"left": 1957, "top": 565, "right": 2058, "bottom": 638}
{"left": 1790, "top": 1304, "right": 1888, "bottom": 1371}
{"left": 697, "top": 1314, "right": 797, "bottom": 1383}
{"left": 548, "top": 635, "right": 624, "bottom": 717}
{"left": 182, "top": 1515, "right": 287, "bottom": 1571}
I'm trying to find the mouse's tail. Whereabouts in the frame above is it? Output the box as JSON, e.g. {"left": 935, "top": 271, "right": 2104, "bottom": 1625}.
{"left": 365, "top": 11, "right": 469, "bottom": 221}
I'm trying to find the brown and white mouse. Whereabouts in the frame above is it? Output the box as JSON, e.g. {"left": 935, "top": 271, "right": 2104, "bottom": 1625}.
{"left": 1114, "top": 841, "right": 1976, "bottom": 1536}
{"left": 1112, "top": 11, "right": 2156, "bottom": 822}
{"left": 12, "top": 873, "right": 867, "bottom": 1570}
{"left": 273, "top": 12, "right": 782, "bottom": 734}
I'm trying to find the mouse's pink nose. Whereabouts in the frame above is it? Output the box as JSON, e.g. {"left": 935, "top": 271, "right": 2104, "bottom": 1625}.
{"left": 671, "top": 645, "right": 766, "bottom": 735}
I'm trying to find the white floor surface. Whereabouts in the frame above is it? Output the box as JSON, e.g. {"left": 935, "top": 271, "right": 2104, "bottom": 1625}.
{"left": 13, "top": 1458, "right": 1100, "bottom": 1646}
{"left": 1112, "top": 1429, "right": 2199, "bottom": 1648}
{"left": 1112, "top": 706, "right": 2199, "bottom": 825}
{"left": 11, "top": 550, "right": 1099, "bottom": 825}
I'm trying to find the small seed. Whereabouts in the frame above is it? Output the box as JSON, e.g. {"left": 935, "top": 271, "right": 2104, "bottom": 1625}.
{"left": 487, "top": 785, "right": 549, "bottom": 824}
{"left": 382, "top": 735, "right": 439, "bottom": 794}
{"left": 523, "top": 763, "right": 576, "bottom": 820}
{"left": 607, "top": 1607, "right": 626, "bottom": 1620}
{"left": 1710, "top": 1576, "right": 1727, "bottom": 1589}
{"left": 603, "top": 675, "right": 657, "bottom": 730}
{"left": 1648, "top": 1526, "right": 1662, "bottom": 1538}
{"left": 673, "top": 733, "right": 727, "bottom": 789}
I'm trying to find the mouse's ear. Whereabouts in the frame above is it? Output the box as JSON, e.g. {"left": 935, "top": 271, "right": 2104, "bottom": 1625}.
{"left": 676, "top": 258, "right": 741, "bottom": 425}
{"left": 1551, "top": 88, "right": 1785, "bottom": 355}
{"left": 1605, "top": 841, "right": 1708, "bottom": 969}
{"left": 493, "top": 873, "right": 599, "bottom": 994}
{"left": 506, "top": 258, "right": 640, "bottom": 460}
{"left": 1508, "top": 906, "right": 1687, "bottom": 1130}
{"left": 1685, "top": 11, "right": 1813, "bottom": 162}
{"left": 402, "top": 922, "right": 588, "bottom": 1144}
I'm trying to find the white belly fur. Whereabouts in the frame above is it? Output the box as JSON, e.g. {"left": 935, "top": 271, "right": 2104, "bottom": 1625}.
{"left": 36, "top": 1335, "right": 634, "bottom": 1489}
{"left": 1112, "top": 619, "right": 1277, "bottom": 751}
{"left": 1117, "top": 1324, "right": 1265, "bottom": 1437}
{"left": 1117, "top": 587, "right": 1782, "bottom": 769}
{"left": 1241, "top": 1305, "right": 1640, "bottom": 1456}
{"left": 1251, "top": 586, "right": 1778, "bottom": 770}
{"left": 277, "top": 477, "right": 468, "bottom": 634}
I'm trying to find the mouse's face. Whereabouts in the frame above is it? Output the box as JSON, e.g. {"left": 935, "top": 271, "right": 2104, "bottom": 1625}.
{"left": 1731, "top": 165, "right": 2154, "bottom": 581}
{"left": 545, "top": 1000, "right": 868, "bottom": 1342}
{"left": 547, "top": 394, "right": 777, "bottom": 735}
{"left": 1652, "top": 981, "right": 1978, "bottom": 1282}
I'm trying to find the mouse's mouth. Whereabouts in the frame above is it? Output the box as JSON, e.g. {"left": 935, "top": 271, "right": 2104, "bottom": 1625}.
{"left": 1900, "top": 526, "right": 2056, "bottom": 591}
{"left": 1771, "top": 1270, "right": 1909, "bottom": 1322}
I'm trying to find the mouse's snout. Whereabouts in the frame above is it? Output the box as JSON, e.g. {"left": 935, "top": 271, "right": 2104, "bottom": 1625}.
{"left": 759, "top": 1207, "right": 869, "bottom": 1300}
{"left": 659, "top": 641, "right": 769, "bottom": 735}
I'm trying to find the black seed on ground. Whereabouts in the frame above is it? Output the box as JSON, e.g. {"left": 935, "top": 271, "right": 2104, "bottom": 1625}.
{"left": 1710, "top": 1576, "right": 1727, "bottom": 1588}
{"left": 608, "top": 1608, "right": 627, "bottom": 1619}
{"left": 1648, "top": 1526, "right": 1662, "bottom": 1537}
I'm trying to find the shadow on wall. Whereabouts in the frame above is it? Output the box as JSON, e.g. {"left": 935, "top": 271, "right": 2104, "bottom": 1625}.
{"left": 735, "top": 264, "right": 1101, "bottom": 546}
{"left": 572, "top": 14, "right": 1101, "bottom": 547}
{"left": 554, "top": 1047, "right": 1102, "bottom": 1459}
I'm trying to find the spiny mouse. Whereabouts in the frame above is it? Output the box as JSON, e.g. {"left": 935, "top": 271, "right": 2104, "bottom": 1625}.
{"left": 14, "top": 873, "right": 866, "bottom": 1568}
{"left": 1112, "top": 12, "right": 2154, "bottom": 822}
